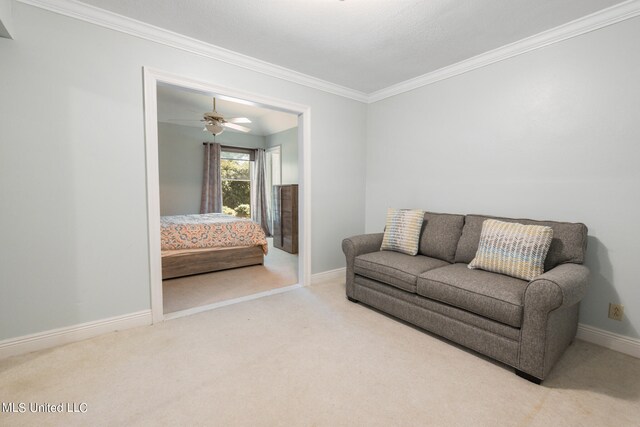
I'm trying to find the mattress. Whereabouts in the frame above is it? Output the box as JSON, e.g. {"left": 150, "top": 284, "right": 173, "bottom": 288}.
{"left": 160, "top": 213, "right": 268, "bottom": 254}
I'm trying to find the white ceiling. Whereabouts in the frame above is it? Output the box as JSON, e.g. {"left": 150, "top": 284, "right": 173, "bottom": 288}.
{"left": 80, "top": 0, "right": 626, "bottom": 94}
{"left": 157, "top": 84, "right": 298, "bottom": 136}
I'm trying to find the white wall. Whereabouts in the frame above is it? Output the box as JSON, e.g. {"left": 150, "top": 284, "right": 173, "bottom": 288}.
{"left": 4, "top": 1, "right": 634, "bottom": 345}
{"left": 0, "top": 3, "right": 367, "bottom": 340}
{"left": 366, "top": 17, "right": 640, "bottom": 339}
{"left": 266, "top": 127, "right": 298, "bottom": 184}
{"left": 158, "top": 122, "right": 265, "bottom": 216}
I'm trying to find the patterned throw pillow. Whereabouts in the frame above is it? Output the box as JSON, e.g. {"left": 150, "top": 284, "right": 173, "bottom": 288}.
{"left": 380, "top": 208, "right": 425, "bottom": 256}
{"left": 468, "top": 219, "right": 553, "bottom": 281}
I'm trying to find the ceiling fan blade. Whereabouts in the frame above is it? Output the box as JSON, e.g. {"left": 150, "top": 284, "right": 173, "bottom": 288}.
{"left": 166, "top": 118, "right": 202, "bottom": 122}
{"left": 222, "top": 122, "right": 251, "bottom": 133}
{"left": 227, "top": 117, "right": 251, "bottom": 124}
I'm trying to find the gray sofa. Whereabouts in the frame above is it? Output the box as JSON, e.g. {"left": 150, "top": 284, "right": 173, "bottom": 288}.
{"left": 342, "top": 212, "right": 589, "bottom": 383}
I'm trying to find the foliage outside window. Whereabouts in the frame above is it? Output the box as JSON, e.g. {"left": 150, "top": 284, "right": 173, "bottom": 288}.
{"left": 221, "top": 151, "right": 251, "bottom": 217}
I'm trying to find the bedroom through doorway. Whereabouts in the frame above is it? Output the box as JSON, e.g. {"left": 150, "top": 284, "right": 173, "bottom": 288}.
{"left": 143, "top": 69, "right": 310, "bottom": 321}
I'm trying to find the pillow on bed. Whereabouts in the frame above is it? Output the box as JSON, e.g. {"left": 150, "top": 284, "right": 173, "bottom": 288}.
{"left": 468, "top": 219, "right": 553, "bottom": 281}
{"left": 380, "top": 208, "right": 425, "bottom": 256}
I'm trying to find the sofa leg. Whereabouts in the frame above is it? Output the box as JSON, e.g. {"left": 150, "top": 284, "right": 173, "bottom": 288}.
{"left": 515, "top": 369, "right": 542, "bottom": 385}
{"left": 347, "top": 296, "right": 359, "bottom": 303}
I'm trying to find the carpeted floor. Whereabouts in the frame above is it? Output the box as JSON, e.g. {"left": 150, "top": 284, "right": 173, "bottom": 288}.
{"left": 163, "top": 238, "right": 298, "bottom": 313}
{"left": 1, "top": 278, "right": 639, "bottom": 426}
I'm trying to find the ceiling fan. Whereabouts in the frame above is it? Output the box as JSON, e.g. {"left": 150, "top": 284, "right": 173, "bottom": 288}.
{"left": 202, "top": 97, "right": 251, "bottom": 136}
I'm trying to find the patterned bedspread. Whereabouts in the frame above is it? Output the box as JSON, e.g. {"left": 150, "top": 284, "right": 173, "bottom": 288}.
{"left": 160, "top": 213, "right": 268, "bottom": 255}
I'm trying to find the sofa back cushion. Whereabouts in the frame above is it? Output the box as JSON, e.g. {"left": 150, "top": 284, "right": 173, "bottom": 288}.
{"left": 455, "top": 214, "right": 588, "bottom": 270}
{"left": 418, "top": 212, "right": 465, "bottom": 263}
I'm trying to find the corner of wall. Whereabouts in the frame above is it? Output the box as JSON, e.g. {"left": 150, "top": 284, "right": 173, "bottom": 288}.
{"left": 0, "top": 0, "right": 14, "bottom": 39}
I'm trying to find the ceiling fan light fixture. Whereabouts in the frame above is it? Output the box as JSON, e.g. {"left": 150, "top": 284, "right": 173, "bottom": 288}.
{"left": 205, "top": 121, "right": 224, "bottom": 135}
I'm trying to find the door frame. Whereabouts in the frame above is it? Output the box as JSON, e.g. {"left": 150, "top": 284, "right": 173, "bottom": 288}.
{"left": 143, "top": 67, "right": 311, "bottom": 323}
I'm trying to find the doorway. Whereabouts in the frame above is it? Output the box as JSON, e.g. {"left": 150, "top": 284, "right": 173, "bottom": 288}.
{"left": 143, "top": 68, "right": 311, "bottom": 323}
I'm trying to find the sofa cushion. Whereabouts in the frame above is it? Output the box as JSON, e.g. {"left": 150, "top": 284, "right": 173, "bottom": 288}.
{"left": 455, "top": 214, "right": 588, "bottom": 271}
{"left": 380, "top": 208, "right": 425, "bottom": 255}
{"left": 468, "top": 219, "right": 553, "bottom": 281}
{"left": 418, "top": 212, "right": 465, "bottom": 263}
{"left": 417, "top": 263, "right": 527, "bottom": 327}
{"left": 355, "top": 251, "right": 449, "bottom": 293}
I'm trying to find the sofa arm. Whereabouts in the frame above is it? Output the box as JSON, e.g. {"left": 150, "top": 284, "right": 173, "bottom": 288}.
{"left": 342, "top": 233, "right": 384, "bottom": 298}
{"left": 342, "top": 233, "right": 384, "bottom": 260}
{"left": 524, "top": 263, "right": 590, "bottom": 312}
{"left": 519, "top": 263, "right": 589, "bottom": 380}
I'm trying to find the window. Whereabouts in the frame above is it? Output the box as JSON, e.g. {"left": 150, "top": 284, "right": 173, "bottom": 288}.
{"left": 221, "top": 149, "right": 252, "bottom": 217}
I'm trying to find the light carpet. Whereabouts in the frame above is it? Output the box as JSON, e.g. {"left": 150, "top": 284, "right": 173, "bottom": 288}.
{"left": 1, "top": 278, "right": 639, "bottom": 426}
{"left": 163, "top": 238, "right": 298, "bottom": 313}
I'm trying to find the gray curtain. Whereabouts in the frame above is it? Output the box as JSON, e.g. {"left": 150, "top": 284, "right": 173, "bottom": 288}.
{"left": 252, "top": 148, "right": 272, "bottom": 236}
{"left": 200, "top": 142, "right": 223, "bottom": 214}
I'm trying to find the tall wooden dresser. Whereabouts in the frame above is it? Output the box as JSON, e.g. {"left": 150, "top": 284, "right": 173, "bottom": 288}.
{"left": 272, "top": 184, "right": 298, "bottom": 254}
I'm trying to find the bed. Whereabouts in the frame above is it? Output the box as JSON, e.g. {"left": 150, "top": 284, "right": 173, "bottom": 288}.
{"left": 160, "top": 213, "right": 268, "bottom": 279}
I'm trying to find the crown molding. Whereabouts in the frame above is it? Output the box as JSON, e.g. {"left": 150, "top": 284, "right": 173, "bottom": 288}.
{"left": 368, "top": 0, "right": 640, "bottom": 103}
{"left": 17, "top": 0, "right": 369, "bottom": 103}
{"left": 17, "top": 0, "right": 640, "bottom": 104}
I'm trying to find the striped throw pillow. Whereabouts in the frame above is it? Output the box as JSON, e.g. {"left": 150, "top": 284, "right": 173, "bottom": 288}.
{"left": 468, "top": 219, "right": 553, "bottom": 281}
{"left": 380, "top": 208, "right": 425, "bottom": 256}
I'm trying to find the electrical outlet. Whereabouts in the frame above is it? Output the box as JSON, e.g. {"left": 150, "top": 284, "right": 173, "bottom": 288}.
{"left": 608, "top": 303, "right": 624, "bottom": 321}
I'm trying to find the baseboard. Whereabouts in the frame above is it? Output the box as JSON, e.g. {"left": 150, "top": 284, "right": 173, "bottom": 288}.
{"left": 576, "top": 323, "right": 640, "bottom": 359}
{"left": 3, "top": 291, "right": 636, "bottom": 363}
{"left": 0, "top": 310, "right": 152, "bottom": 360}
{"left": 311, "top": 267, "right": 346, "bottom": 285}
{"left": 0, "top": 268, "right": 346, "bottom": 359}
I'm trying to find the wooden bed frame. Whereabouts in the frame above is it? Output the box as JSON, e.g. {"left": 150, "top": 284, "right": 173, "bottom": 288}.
{"left": 161, "top": 246, "right": 264, "bottom": 280}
